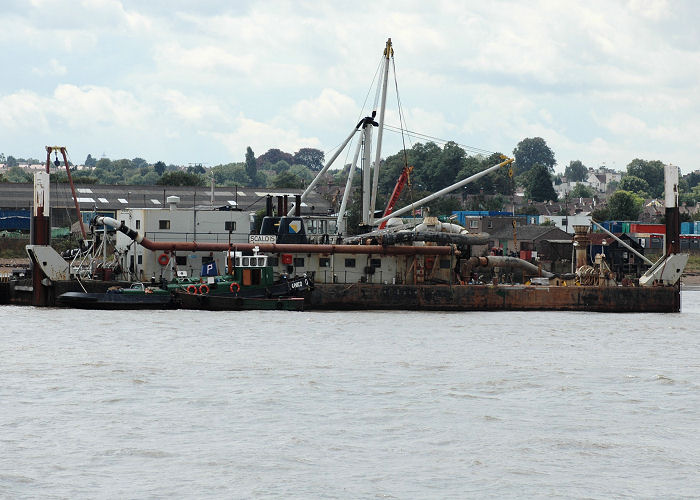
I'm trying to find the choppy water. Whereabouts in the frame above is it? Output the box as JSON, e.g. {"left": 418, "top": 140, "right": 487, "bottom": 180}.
{"left": 2, "top": 294, "right": 700, "bottom": 499}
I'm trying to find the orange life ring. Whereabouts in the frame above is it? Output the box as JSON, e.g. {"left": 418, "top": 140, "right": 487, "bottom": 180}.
{"left": 158, "top": 253, "right": 169, "bottom": 266}
{"left": 229, "top": 282, "right": 240, "bottom": 294}
{"left": 199, "top": 284, "right": 210, "bottom": 295}
{"left": 186, "top": 284, "right": 198, "bottom": 294}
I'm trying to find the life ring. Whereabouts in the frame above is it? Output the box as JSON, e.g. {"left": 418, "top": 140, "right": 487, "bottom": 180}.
{"left": 199, "top": 284, "right": 210, "bottom": 295}
{"left": 158, "top": 253, "right": 170, "bottom": 266}
{"left": 186, "top": 284, "right": 198, "bottom": 294}
{"left": 229, "top": 282, "right": 240, "bottom": 294}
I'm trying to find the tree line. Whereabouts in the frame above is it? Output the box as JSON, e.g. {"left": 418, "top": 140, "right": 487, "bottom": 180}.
{"left": 3, "top": 139, "right": 697, "bottom": 222}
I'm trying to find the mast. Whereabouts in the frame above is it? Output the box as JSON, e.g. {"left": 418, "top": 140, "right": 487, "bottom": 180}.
{"left": 369, "top": 38, "right": 393, "bottom": 224}
{"left": 337, "top": 133, "right": 364, "bottom": 232}
{"left": 45, "top": 146, "right": 87, "bottom": 239}
{"left": 361, "top": 119, "right": 373, "bottom": 225}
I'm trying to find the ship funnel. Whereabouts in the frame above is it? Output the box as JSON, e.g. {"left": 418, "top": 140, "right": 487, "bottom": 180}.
{"left": 573, "top": 225, "right": 590, "bottom": 270}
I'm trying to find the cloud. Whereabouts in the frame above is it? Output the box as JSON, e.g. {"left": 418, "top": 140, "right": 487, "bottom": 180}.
{"left": 289, "top": 89, "right": 358, "bottom": 127}
{"left": 210, "top": 113, "right": 321, "bottom": 158}
{"left": 2, "top": 0, "right": 700, "bottom": 173}
{"left": 31, "top": 59, "right": 67, "bottom": 77}
{"left": 0, "top": 84, "right": 150, "bottom": 131}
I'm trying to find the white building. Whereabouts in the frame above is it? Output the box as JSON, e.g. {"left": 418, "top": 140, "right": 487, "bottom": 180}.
{"left": 114, "top": 197, "right": 252, "bottom": 281}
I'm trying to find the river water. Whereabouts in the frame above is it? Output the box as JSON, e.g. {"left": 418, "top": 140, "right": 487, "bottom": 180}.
{"left": 1, "top": 294, "right": 699, "bottom": 499}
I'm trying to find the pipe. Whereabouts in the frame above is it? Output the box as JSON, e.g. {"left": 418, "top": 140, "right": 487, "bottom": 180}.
{"left": 94, "top": 216, "right": 453, "bottom": 256}
{"left": 463, "top": 255, "right": 555, "bottom": 278}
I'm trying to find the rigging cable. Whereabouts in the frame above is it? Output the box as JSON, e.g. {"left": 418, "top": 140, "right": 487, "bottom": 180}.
{"left": 381, "top": 124, "right": 496, "bottom": 157}
{"left": 356, "top": 55, "right": 384, "bottom": 124}
{"left": 390, "top": 55, "right": 415, "bottom": 209}
{"left": 391, "top": 57, "right": 411, "bottom": 166}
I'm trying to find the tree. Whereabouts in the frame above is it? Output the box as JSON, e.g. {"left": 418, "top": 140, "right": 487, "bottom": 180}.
{"left": 6, "top": 166, "right": 32, "bottom": 182}
{"left": 257, "top": 148, "right": 294, "bottom": 168}
{"left": 245, "top": 147, "right": 258, "bottom": 184}
{"left": 565, "top": 160, "right": 587, "bottom": 182}
{"left": 157, "top": 170, "right": 206, "bottom": 186}
{"left": 293, "top": 148, "right": 325, "bottom": 171}
{"left": 84, "top": 154, "right": 97, "bottom": 167}
{"left": 606, "top": 190, "right": 643, "bottom": 220}
{"left": 289, "top": 164, "right": 313, "bottom": 184}
{"left": 570, "top": 183, "right": 594, "bottom": 198}
{"left": 271, "top": 171, "right": 303, "bottom": 188}
{"left": 526, "top": 164, "right": 557, "bottom": 202}
{"left": 512, "top": 137, "right": 555, "bottom": 175}
{"left": 132, "top": 157, "right": 148, "bottom": 169}
{"left": 210, "top": 163, "right": 250, "bottom": 186}
{"left": 591, "top": 206, "right": 609, "bottom": 221}
{"left": 618, "top": 175, "right": 650, "bottom": 196}
{"left": 626, "top": 158, "right": 664, "bottom": 198}
{"left": 271, "top": 160, "right": 291, "bottom": 173}
{"left": 6, "top": 156, "right": 18, "bottom": 167}
{"left": 154, "top": 161, "right": 167, "bottom": 176}
{"left": 187, "top": 164, "right": 206, "bottom": 175}
{"left": 684, "top": 170, "right": 700, "bottom": 190}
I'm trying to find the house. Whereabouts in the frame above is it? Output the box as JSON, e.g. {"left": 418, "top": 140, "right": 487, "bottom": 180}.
{"left": 588, "top": 232, "right": 648, "bottom": 280}
{"left": 586, "top": 167, "right": 622, "bottom": 193}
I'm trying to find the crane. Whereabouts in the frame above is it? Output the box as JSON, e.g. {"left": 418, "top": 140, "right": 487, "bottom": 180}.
{"left": 378, "top": 165, "right": 413, "bottom": 230}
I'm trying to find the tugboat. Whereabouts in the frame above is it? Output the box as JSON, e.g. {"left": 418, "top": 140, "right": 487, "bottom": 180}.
{"left": 174, "top": 246, "right": 312, "bottom": 311}
{"left": 56, "top": 244, "right": 312, "bottom": 310}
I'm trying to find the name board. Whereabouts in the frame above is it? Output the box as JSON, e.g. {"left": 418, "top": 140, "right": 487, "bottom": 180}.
{"left": 249, "top": 234, "right": 277, "bottom": 244}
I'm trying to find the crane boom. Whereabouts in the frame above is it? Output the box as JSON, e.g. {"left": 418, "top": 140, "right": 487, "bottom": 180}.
{"left": 378, "top": 165, "right": 413, "bottom": 229}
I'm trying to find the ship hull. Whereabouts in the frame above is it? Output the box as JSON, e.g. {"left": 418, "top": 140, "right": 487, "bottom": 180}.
{"left": 1, "top": 279, "right": 681, "bottom": 312}
{"left": 308, "top": 283, "right": 681, "bottom": 313}
{"left": 56, "top": 290, "right": 177, "bottom": 309}
{"left": 176, "top": 292, "right": 305, "bottom": 311}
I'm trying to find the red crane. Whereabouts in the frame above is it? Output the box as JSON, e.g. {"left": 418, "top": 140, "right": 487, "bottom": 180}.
{"left": 378, "top": 165, "right": 413, "bottom": 229}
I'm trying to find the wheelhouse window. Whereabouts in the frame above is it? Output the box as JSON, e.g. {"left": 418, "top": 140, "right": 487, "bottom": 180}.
{"left": 159, "top": 220, "right": 170, "bottom": 230}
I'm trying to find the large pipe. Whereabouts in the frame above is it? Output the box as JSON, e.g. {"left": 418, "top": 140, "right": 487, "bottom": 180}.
{"left": 95, "top": 216, "right": 453, "bottom": 256}
{"left": 462, "top": 255, "right": 555, "bottom": 278}
{"left": 373, "top": 156, "right": 514, "bottom": 225}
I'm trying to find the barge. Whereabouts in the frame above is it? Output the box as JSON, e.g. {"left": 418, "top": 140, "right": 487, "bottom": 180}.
{"left": 0, "top": 40, "right": 688, "bottom": 312}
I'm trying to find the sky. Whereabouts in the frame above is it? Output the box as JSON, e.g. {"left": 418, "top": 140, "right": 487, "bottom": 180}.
{"left": 1, "top": 0, "right": 699, "bottom": 175}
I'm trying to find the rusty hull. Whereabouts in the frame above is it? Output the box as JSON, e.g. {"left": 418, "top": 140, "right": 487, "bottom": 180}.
{"left": 309, "top": 283, "right": 681, "bottom": 312}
